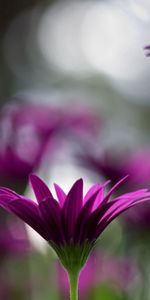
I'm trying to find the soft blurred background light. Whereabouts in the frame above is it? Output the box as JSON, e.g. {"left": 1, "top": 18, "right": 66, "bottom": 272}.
{"left": 1, "top": 0, "right": 150, "bottom": 299}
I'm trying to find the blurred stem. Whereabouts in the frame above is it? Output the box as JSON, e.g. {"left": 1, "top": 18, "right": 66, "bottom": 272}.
{"left": 68, "top": 270, "right": 79, "bottom": 300}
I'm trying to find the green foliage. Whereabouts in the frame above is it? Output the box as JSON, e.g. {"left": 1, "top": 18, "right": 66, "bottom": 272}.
{"left": 89, "top": 283, "right": 123, "bottom": 300}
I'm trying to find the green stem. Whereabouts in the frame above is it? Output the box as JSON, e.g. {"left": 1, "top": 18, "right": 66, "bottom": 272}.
{"left": 68, "top": 270, "right": 80, "bottom": 300}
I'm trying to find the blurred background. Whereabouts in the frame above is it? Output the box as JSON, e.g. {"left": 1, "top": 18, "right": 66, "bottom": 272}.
{"left": 1, "top": 0, "right": 150, "bottom": 299}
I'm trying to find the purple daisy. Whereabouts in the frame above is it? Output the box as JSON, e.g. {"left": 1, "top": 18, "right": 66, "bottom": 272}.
{"left": 0, "top": 174, "right": 149, "bottom": 300}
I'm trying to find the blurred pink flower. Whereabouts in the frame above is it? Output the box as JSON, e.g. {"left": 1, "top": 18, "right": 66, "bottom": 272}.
{"left": 0, "top": 102, "right": 60, "bottom": 182}
{"left": 79, "top": 148, "right": 150, "bottom": 189}
{"left": 61, "top": 105, "right": 101, "bottom": 137}
{"left": 0, "top": 101, "right": 101, "bottom": 187}
{"left": 79, "top": 148, "right": 150, "bottom": 228}
{"left": 0, "top": 219, "right": 30, "bottom": 258}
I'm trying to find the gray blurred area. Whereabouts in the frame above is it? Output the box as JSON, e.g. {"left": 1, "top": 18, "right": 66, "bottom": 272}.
{"left": 0, "top": 0, "right": 150, "bottom": 142}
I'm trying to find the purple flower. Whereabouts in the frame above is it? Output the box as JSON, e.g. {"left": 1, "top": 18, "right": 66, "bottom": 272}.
{"left": 144, "top": 45, "right": 150, "bottom": 56}
{"left": 79, "top": 149, "right": 150, "bottom": 229}
{"left": 124, "top": 149, "right": 150, "bottom": 188}
{"left": 0, "top": 219, "right": 30, "bottom": 257}
{"left": 79, "top": 149, "right": 150, "bottom": 189}
{"left": 61, "top": 105, "right": 101, "bottom": 137}
{"left": 78, "top": 152, "right": 126, "bottom": 185}
{"left": 0, "top": 174, "right": 149, "bottom": 272}
{"left": 0, "top": 101, "right": 101, "bottom": 187}
{"left": 0, "top": 102, "right": 60, "bottom": 182}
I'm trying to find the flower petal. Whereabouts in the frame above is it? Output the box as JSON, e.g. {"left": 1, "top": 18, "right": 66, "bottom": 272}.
{"left": 74, "top": 189, "right": 101, "bottom": 243}
{"left": 94, "top": 196, "right": 150, "bottom": 239}
{"left": 0, "top": 194, "right": 15, "bottom": 210}
{"left": 0, "top": 187, "right": 20, "bottom": 198}
{"left": 30, "top": 174, "right": 52, "bottom": 203}
{"left": 83, "top": 184, "right": 102, "bottom": 204}
{"left": 85, "top": 190, "right": 147, "bottom": 241}
{"left": 99, "top": 191, "right": 150, "bottom": 225}
{"left": 54, "top": 183, "right": 66, "bottom": 207}
{"left": 102, "top": 175, "right": 129, "bottom": 204}
{"left": 0, "top": 187, "right": 23, "bottom": 210}
{"left": 62, "top": 179, "right": 83, "bottom": 241}
{"left": 8, "top": 199, "right": 50, "bottom": 241}
{"left": 81, "top": 202, "right": 113, "bottom": 242}
{"left": 39, "top": 197, "right": 64, "bottom": 244}
{"left": 88, "top": 189, "right": 150, "bottom": 240}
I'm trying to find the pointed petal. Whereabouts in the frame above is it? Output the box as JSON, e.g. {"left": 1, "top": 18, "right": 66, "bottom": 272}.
{"left": 39, "top": 197, "right": 64, "bottom": 244}
{"left": 100, "top": 191, "right": 150, "bottom": 225}
{"left": 84, "top": 189, "right": 147, "bottom": 241}
{"left": 0, "top": 194, "right": 16, "bottom": 210}
{"left": 0, "top": 187, "right": 23, "bottom": 209}
{"left": 54, "top": 183, "right": 66, "bottom": 207}
{"left": 87, "top": 189, "right": 150, "bottom": 240}
{"left": 102, "top": 175, "right": 129, "bottom": 204}
{"left": 94, "top": 197, "right": 150, "bottom": 239}
{"left": 84, "top": 184, "right": 102, "bottom": 204}
{"left": 83, "top": 180, "right": 110, "bottom": 208}
{"left": 30, "top": 174, "right": 52, "bottom": 203}
{"left": 8, "top": 199, "right": 50, "bottom": 241}
{"left": 81, "top": 180, "right": 110, "bottom": 215}
{"left": 74, "top": 189, "right": 100, "bottom": 243}
{"left": 62, "top": 179, "right": 83, "bottom": 241}
{"left": 0, "top": 187, "right": 21, "bottom": 198}
{"left": 114, "top": 189, "right": 149, "bottom": 202}
{"left": 92, "top": 181, "right": 110, "bottom": 211}
{"left": 82, "top": 201, "right": 113, "bottom": 241}
{"left": 98, "top": 189, "right": 150, "bottom": 227}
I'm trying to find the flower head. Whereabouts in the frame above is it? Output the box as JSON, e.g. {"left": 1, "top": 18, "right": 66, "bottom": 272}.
{"left": 0, "top": 174, "right": 149, "bottom": 273}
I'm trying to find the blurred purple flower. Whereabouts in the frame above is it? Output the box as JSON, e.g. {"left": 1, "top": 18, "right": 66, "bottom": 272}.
{"left": 79, "top": 149, "right": 150, "bottom": 189}
{"left": 61, "top": 105, "right": 101, "bottom": 137}
{"left": 0, "top": 101, "right": 101, "bottom": 187}
{"left": 0, "top": 102, "right": 60, "bottom": 183}
{"left": 0, "top": 219, "right": 30, "bottom": 257}
{"left": 144, "top": 45, "right": 150, "bottom": 56}
{"left": 124, "top": 149, "right": 150, "bottom": 188}
{"left": 78, "top": 152, "right": 126, "bottom": 185}
{"left": 0, "top": 174, "right": 149, "bottom": 271}
{"left": 79, "top": 149, "right": 150, "bottom": 228}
